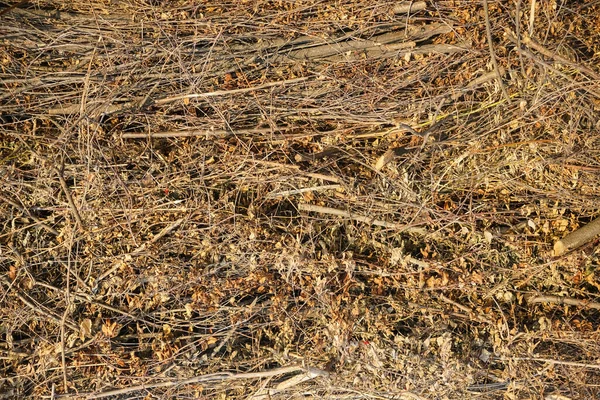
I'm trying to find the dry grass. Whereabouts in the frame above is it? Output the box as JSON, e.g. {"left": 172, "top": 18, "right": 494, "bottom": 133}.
{"left": 1, "top": 0, "right": 600, "bottom": 399}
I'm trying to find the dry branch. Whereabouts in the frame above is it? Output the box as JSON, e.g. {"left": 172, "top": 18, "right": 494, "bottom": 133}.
{"left": 269, "top": 23, "right": 452, "bottom": 62}
{"left": 298, "top": 203, "right": 427, "bottom": 235}
{"left": 55, "top": 168, "right": 85, "bottom": 232}
{"left": 503, "top": 357, "right": 600, "bottom": 370}
{"left": 0, "top": 193, "right": 59, "bottom": 235}
{"left": 521, "top": 35, "right": 600, "bottom": 81}
{"left": 83, "top": 365, "right": 327, "bottom": 400}
{"left": 94, "top": 218, "right": 185, "bottom": 286}
{"left": 482, "top": 0, "right": 511, "bottom": 103}
{"left": 392, "top": 2, "right": 427, "bottom": 15}
{"left": 267, "top": 184, "right": 341, "bottom": 199}
{"left": 47, "top": 77, "right": 312, "bottom": 116}
{"left": 2, "top": 1, "right": 600, "bottom": 398}
{"left": 249, "top": 367, "right": 329, "bottom": 399}
{"left": 0, "top": 275, "right": 78, "bottom": 332}
{"left": 121, "top": 127, "right": 287, "bottom": 139}
{"left": 553, "top": 217, "right": 600, "bottom": 256}
{"left": 528, "top": 294, "right": 600, "bottom": 310}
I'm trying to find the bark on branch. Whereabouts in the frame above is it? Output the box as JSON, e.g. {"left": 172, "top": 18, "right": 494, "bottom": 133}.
{"left": 554, "top": 217, "right": 600, "bottom": 256}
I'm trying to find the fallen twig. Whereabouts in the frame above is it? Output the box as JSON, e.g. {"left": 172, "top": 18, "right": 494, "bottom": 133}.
{"left": 47, "top": 77, "right": 312, "bottom": 116}
{"left": 93, "top": 217, "right": 185, "bottom": 288}
{"left": 121, "top": 127, "right": 287, "bottom": 139}
{"left": 392, "top": 1, "right": 427, "bottom": 15}
{"left": 528, "top": 0, "right": 536, "bottom": 37}
{"left": 249, "top": 366, "right": 328, "bottom": 399}
{"left": 267, "top": 184, "right": 341, "bottom": 199}
{"left": 271, "top": 23, "right": 451, "bottom": 62}
{"left": 0, "top": 275, "right": 78, "bottom": 332}
{"left": 33, "top": 279, "right": 163, "bottom": 330}
{"left": 55, "top": 168, "right": 85, "bottom": 232}
{"left": 298, "top": 203, "right": 427, "bottom": 235}
{"left": 438, "top": 294, "right": 492, "bottom": 323}
{"left": 521, "top": 35, "right": 600, "bottom": 81}
{"left": 553, "top": 217, "right": 600, "bottom": 256}
{"left": 0, "top": 0, "right": 28, "bottom": 17}
{"left": 0, "top": 194, "right": 59, "bottom": 235}
{"left": 500, "top": 356, "right": 600, "bottom": 370}
{"left": 81, "top": 365, "right": 327, "bottom": 399}
{"left": 528, "top": 294, "right": 600, "bottom": 310}
{"left": 482, "top": 0, "right": 511, "bottom": 103}
{"left": 504, "top": 30, "right": 600, "bottom": 98}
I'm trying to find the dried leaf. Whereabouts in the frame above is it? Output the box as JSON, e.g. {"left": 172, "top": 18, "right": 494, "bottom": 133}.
{"left": 79, "top": 318, "right": 92, "bottom": 341}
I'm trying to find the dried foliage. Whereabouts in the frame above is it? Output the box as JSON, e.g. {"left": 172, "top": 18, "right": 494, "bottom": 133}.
{"left": 1, "top": 0, "right": 600, "bottom": 399}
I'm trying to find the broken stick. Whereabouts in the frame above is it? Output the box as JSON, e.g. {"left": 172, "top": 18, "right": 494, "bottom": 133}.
{"left": 553, "top": 216, "right": 600, "bottom": 256}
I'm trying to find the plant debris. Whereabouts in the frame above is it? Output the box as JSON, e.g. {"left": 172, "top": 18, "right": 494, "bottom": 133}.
{"left": 1, "top": 1, "right": 600, "bottom": 398}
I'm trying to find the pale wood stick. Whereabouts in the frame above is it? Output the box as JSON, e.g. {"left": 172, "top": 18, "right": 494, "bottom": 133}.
{"left": 153, "top": 77, "right": 310, "bottom": 105}
{"left": 82, "top": 365, "right": 326, "bottom": 399}
{"left": 93, "top": 218, "right": 184, "bottom": 288}
{"left": 392, "top": 1, "right": 427, "bottom": 15}
{"left": 298, "top": 203, "right": 427, "bottom": 235}
{"left": 267, "top": 185, "right": 341, "bottom": 199}
{"left": 121, "top": 127, "right": 276, "bottom": 139}
{"left": 438, "top": 294, "right": 492, "bottom": 324}
{"left": 54, "top": 168, "right": 85, "bottom": 232}
{"left": 528, "top": 0, "right": 536, "bottom": 37}
{"left": 47, "top": 77, "right": 311, "bottom": 116}
{"left": 249, "top": 367, "right": 328, "bottom": 399}
{"left": 528, "top": 294, "right": 600, "bottom": 310}
{"left": 482, "top": 0, "right": 511, "bottom": 103}
{"left": 0, "top": 0, "right": 28, "bottom": 17}
{"left": 33, "top": 279, "right": 162, "bottom": 329}
{"left": 60, "top": 244, "right": 72, "bottom": 392}
{"left": 501, "top": 356, "right": 600, "bottom": 370}
{"left": 553, "top": 217, "right": 600, "bottom": 256}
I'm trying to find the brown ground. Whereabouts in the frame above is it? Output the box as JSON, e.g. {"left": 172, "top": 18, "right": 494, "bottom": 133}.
{"left": 1, "top": 1, "right": 600, "bottom": 399}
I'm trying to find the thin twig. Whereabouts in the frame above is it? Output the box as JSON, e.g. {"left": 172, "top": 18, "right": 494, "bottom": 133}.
{"left": 0, "top": 275, "right": 78, "bottom": 331}
{"left": 514, "top": 0, "right": 527, "bottom": 80}
{"left": 55, "top": 168, "right": 85, "bottom": 232}
{"left": 267, "top": 185, "right": 341, "bottom": 199}
{"left": 250, "top": 160, "right": 341, "bottom": 183}
{"left": 82, "top": 365, "right": 327, "bottom": 399}
{"left": 0, "top": 0, "right": 28, "bottom": 17}
{"left": 482, "top": 0, "right": 511, "bottom": 103}
{"left": 504, "top": 30, "right": 600, "bottom": 98}
{"left": 528, "top": 294, "right": 600, "bottom": 310}
{"left": 522, "top": 35, "right": 600, "bottom": 81}
{"left": 438, "top": 294, "right": 492, "bottom": 323}
{"left": 500, "top": 356, "right": 600, "bottom": 370}
{"left": 0, "top": 193, "right": 59, "bottom": 235}
{"left": 528, "top": 0, "right": 536, "bottom": 36}
{"left": 60, "top": 237, "right": 72, "bottom": 393}
{"left": 121, "top": 127, "right": 287, "bottom": 139}
{"left": 94, "top": 218, "right": 184, "bottom": 285}
{"left": 47, "top": 77, "right": 312, "bottom": 116}
{"left": 34, "top": 279, "right": 159, "bottom": 327}
{"left": 298, "top": 203, "right": 427, "bottom": 235}
{"left": 250, "top": 366, "right": 330, "bottom": 399}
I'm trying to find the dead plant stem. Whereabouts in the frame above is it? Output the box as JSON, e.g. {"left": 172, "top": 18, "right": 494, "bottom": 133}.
{"left": 55, "top": 168, "right": 85, "bottom": 232}
{"left": 0, "top": 275, "right": 78, "bottom": 331}
{"left": 482, "top": 0, "right": 511, "bottom": 103}
{"left": 298, "top": 203, "right": 427, "bottom": 235}
{"left": 528, "top": 294, "right": 600, "bottom": 310}
{"left": 82, "top": 365, "right": 326, "bottom": 399}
